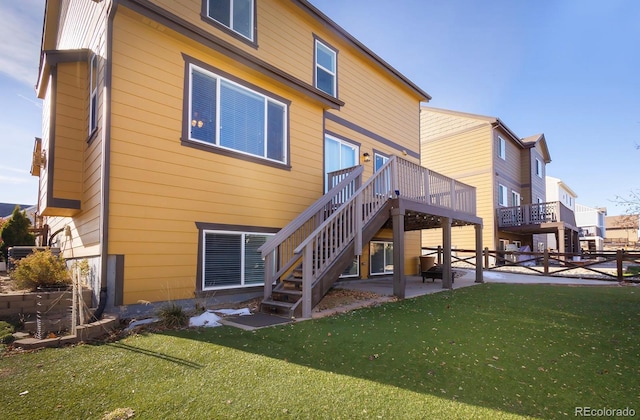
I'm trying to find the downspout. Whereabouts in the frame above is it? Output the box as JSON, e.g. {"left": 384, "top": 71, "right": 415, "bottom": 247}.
{"left": 93, "top": 0, "right": 118, "bottom": 321}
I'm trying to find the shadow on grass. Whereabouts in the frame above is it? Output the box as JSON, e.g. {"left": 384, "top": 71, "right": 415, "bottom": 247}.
{"left": 161, "top": 283, "right": 640, "bottom": 418}
{"left": 106, "top": 341, "right": 204, "bottom": 369}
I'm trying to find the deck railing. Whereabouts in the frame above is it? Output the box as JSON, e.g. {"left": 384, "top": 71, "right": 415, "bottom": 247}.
{"left": 394, "top": 158, "right": 476, "bottom": 215}
{"left": 259, "top": 155, "right": 478, "bottom": 318}
{"left": 497, "top": 201, "right": 576, "bottom": 228}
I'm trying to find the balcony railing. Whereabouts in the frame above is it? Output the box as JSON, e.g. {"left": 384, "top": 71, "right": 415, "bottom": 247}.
{"left": 497, "top": 201, "right": 576, "bottom": 228}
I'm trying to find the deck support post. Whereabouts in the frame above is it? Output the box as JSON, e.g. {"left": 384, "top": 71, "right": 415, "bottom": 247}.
{"left": 264, "top": 252, "right": 274, "bottom": 300}
{"left": 392, "top": 206, "right": 406, "bottom": 299}
{"left": 475, "top": 224, "right": 484, "bottom": 283}
{"left": 442, "top": 217, "right": 453, "bottom": 289}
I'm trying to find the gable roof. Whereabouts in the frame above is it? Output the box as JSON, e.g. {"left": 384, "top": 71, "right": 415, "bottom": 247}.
{"left": 423, "top": 106, "right": 551, "bottom": 162}
{"left": 296, "top": 1, "right": 431, "bottom": 102}
{"left": 37, "top": 0, "right": 432, "bottom": 104}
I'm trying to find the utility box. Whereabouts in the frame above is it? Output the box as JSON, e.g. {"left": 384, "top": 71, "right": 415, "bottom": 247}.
{"left": 7, "top": 247, "right": 61, "bottom": 270}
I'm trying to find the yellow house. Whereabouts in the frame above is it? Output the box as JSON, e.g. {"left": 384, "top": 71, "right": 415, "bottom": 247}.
{"left": 32, "top": 0, "right": 481, "bottom": 318}
{"left": 421, "top": 107, "right": 580, "bottom": 263}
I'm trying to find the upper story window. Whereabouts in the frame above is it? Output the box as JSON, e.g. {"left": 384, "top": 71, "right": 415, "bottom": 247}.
{"left": 497, "top": 136, "right": 506, "bottom": 160}
{"left": 512, "top": 191, "right": 521, "bottom": 206}
{"left": 498, "top": 184, "right": 508, "bottom": 207}
{"left": 89, "top": 54, "right": 98, "bottom": 135}
{"left": 315, "top": 38, "right": 337, "bottom": 97}
{"left": 188, "top": 64, "right": 287, "bottom": 164}
{"left": 535, "top": 158, "right": 543, "bottom": 178}
{"left": 207, "top": 0, "right": 255, "bottom": 41}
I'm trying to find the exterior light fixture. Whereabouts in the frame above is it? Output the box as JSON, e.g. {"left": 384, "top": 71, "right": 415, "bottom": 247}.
{"left": 362, "top": 152, "right": 371, "bottom": 163}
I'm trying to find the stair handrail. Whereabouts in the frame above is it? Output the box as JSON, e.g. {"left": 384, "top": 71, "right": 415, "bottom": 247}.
{"left": 293, "top": 157, "right": 397, "bottom": 317}
{"left": 258, "top": 165, "right": 363, "bottom": 258}
{"left": 258, "top": 165, "right": 363, "bottom": 299}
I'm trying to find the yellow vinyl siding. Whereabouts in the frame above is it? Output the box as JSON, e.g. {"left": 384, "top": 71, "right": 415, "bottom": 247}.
{"left": 50, "top": 62, "right": 86, "bottom": 203}
{"left": 41, "top": 0, "right": 108, "bottom": 259}
{"left": 421, "top": 109, "right": 494, "bottom": 250}
{"left": 39, "top": 84, "right": 52, "bottom": 209}
{"left": 108, "top": 4, "right": 424, "bottom": 303}
{"left": 148, "top": 0, "right": 422, "bottom": 151}
{"left": 110, "top": 12, "right": 329, "bottom": 303}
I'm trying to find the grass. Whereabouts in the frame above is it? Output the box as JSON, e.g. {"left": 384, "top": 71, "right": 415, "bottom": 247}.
{"left": 1, "top": 283, "right": 639, "bottom": 419}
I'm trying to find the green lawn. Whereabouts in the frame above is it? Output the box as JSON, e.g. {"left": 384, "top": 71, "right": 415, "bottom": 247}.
{"left": 1, "top": 284, "right": 639, "bottom": 419}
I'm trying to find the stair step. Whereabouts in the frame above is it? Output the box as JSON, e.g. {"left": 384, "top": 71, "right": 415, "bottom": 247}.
{"left": 282, "top": 277, "right": 302, "bottom": 290}
{"left": 260, "top": 299, "right": 296, "bottom": 318}
{"left": 272, "top": 289, "right": 302, "bottom": 303}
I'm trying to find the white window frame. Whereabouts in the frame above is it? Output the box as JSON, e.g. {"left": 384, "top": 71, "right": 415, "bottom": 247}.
{"left": 202, "top": 230, "right": 273, "bottom": 290}
{"left": 535, "top": 158, "right": 543, "bottom": 178}
{"left": 511, "top": 191, "right": 521, "bottom": 206}
{"left": 188, "top": 64, "right": 288, "bottom": 164}
{"left": 370, "top": 241, "right": 394, "bottom": 275}
{"left": 324, "top": 135, "right": 358, "bottom": 191}
{"left": 340, "top": 256, "right": 360, "bottom": 278}
{"left": 498, "top": 184, "right": 508, "bottom": 207}
{"left": 498, "top": 136, "right": 506, "bottom": 160}
{"left": 207, "top": 0, "right": 255, "bottom": 41}
{"left": 89, "top": 54, "right": 98, "bottom": 135}
{"left": 374, "top": 152, "right": 389, "bottom": 172}
{"left": 315, "top": 39, "right": 337, "bottom": 97}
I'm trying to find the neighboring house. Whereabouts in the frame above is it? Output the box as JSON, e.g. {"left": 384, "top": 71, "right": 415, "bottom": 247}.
{"left": 574, "top": 204, "right": 606, "bottom": 252}
{"left": 0, "top": 204, "right": 33, "bottom": 219}
{"left": 605, "top": 214, "right": 640, "bottom": 249}
{"left": 420, "top": 107, "right": 580, "bottom": 262}
{"left": 545, "top": 176, "right": 578, "bottom": 251}
{"left": 32, "top": 0, "right": 481, "bottom": 318}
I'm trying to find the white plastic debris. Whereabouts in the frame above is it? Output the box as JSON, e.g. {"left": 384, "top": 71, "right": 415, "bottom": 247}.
{"left": 189, "top": 311, "right": 222, "bottom": 327}
{"left": 124, "top": 317, "right": 160, "bottom": 331}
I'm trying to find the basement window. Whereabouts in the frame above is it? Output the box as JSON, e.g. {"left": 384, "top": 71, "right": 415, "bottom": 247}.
{"left": 202, "top": 230, "right": 272, "bottom": 290}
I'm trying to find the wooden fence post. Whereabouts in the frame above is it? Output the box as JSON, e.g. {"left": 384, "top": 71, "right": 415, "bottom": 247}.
{"left": 543, "top": 249, "right": 549, "bottom": 275}
{"left": 617, "top": 249, "right": 624, "bottom": 281}
{"left": 484, "top": 247, "right": 489, "bottom": 268}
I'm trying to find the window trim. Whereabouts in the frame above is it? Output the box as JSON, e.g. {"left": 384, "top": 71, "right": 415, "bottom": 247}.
{"left": 535, "top": 158, "right": 543, "bottom": 178}
{"left": 201, "top": 0, "right": 257, "bottom": 46}
{"left": 498, "top": 184, "right": 508, "bottom": 207}
{"left": 498, "top": 136, "right": 506, "bottom": 160}
{"left": 182, "top": 56, "right": 291, "bottom": 169}
{"left": 88, "top": 53, "right": 98, "bottom": 139}
{"left": 314, "top": 35, "right": 338, "bottom": 97}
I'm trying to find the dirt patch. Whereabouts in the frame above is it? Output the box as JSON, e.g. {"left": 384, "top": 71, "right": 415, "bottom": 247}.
{"left": 0, "top": 274, "right": 21, "bottom": 294}
{"left": 315, "top": 288, "right": 386, "bottom": 311}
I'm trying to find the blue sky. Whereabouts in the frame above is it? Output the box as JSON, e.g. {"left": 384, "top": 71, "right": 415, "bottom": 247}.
{"left": 1, "top": 0, "right": 638, "bottom": 216}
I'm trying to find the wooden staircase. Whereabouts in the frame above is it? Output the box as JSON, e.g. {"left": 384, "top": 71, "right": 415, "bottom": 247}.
{"left": 258, "top": 155, "right": 478, "bottom": 319}
{"left": 260, "top": 200, "right": 392, "bottom": 318}
{"left": 258, "top": 160, "right": 397, "bottom": 319}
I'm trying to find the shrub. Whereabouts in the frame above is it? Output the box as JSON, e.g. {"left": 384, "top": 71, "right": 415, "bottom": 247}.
{"left": 10, "top": 249, "right": 71, "bottom": 291}
{"left": 157, "top": 303, "right": 189, "bottom": 329}
{"left": 0, "top": 206, "right": 35, "bottom": 262}
{"left": 0, "top": 321, "right": 15, "bottom": 344}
